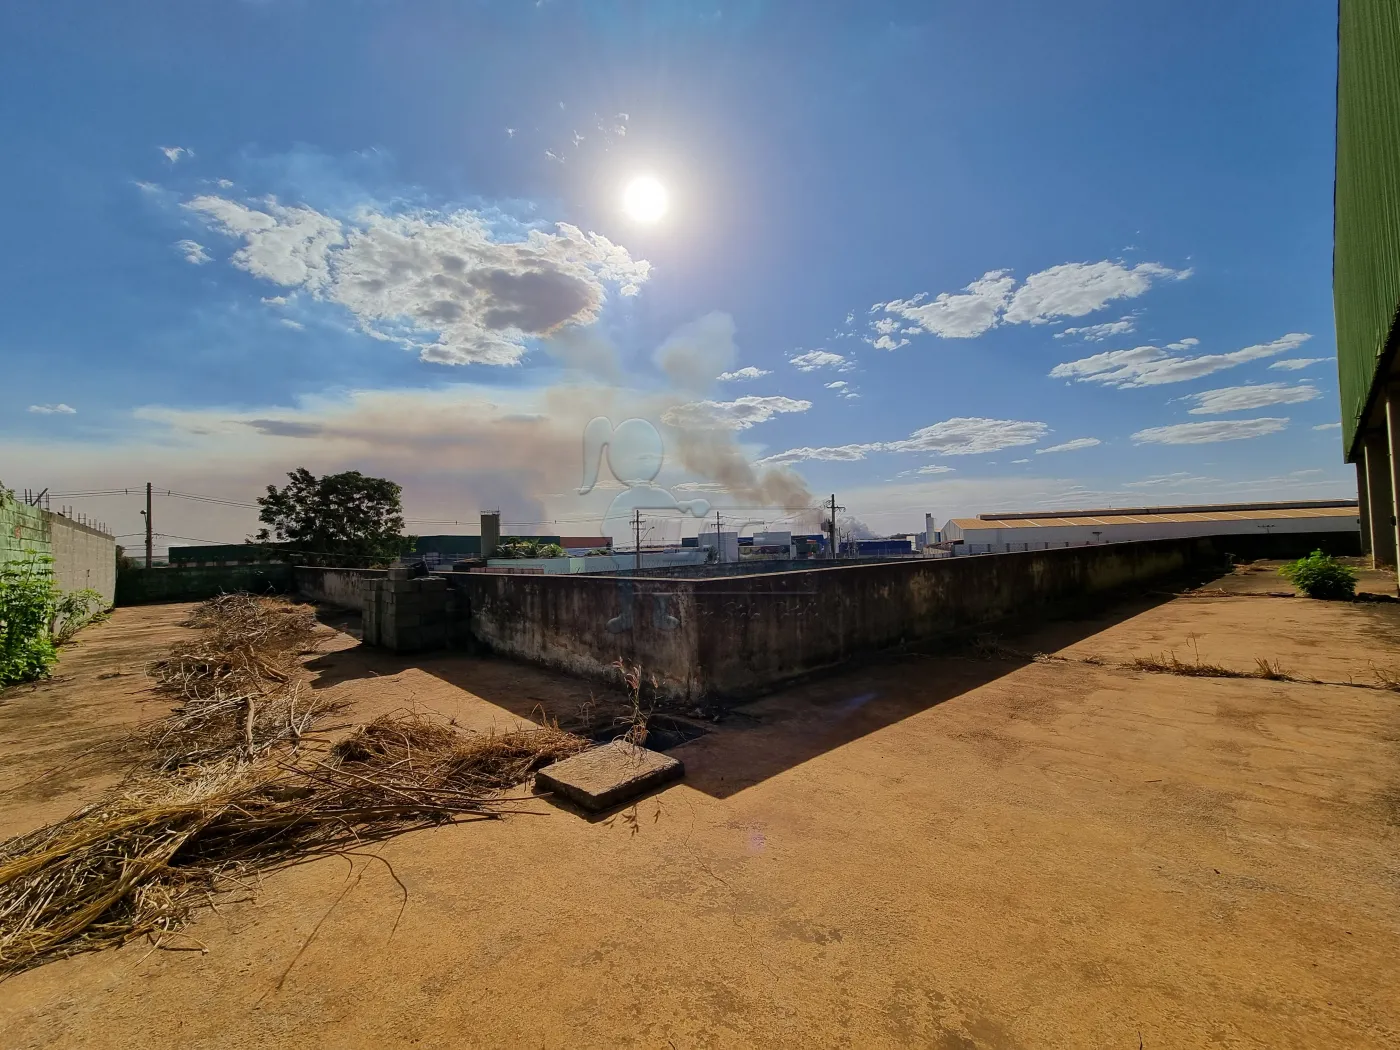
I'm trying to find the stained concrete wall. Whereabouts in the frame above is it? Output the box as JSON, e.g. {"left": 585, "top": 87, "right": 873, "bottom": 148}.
{"left": 689, "top": 536, "right": 1210, "bottom": 697}
{"left": 445, "top": 571, "right": 702, "bottom": 695}
{"left": 422, "top": 535, "right": 1227, "bottom": 701}
{"left": 294, "top": 566, "right": 386, "bottom": 611}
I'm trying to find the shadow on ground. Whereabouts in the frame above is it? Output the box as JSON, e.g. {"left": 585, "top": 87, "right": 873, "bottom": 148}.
{"left": 302, "top": 575, "right": 1216, "bottom": 799}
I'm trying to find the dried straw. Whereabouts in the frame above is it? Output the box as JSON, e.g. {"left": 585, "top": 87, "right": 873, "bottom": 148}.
{"left": 0, "top": 713, "right": 587, "bottom": 976}
{"left": 142, "top": 594, "right": 342, "bottom": 768}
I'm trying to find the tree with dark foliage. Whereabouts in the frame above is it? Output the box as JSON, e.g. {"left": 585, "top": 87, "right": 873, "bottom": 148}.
{"left": 255, "top": 469, "right": 413, "bottom": 567}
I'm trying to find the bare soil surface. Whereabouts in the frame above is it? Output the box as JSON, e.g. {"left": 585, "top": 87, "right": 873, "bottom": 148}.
{"left": 3, "top": 564, "right": 1399, "bottom": 1049}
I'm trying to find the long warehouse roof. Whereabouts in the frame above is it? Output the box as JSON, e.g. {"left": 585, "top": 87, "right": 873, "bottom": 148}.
{"left": 950, "top": 504, "right": 1359, "bottom": 531}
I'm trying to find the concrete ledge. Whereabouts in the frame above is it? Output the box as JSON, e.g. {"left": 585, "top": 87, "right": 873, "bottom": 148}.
{"left": 535, "top": 741, "right": 684, "bottom": 812}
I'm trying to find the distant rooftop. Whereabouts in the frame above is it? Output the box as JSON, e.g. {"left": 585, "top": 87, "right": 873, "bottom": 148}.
{"left": 977, "top": 499, "right": 1357, "bottom": 522}
{"left": 954, "top": 499, "right": 1360, "bottom": 531}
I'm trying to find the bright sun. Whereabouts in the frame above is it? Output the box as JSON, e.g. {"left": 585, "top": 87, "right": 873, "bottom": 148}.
{"left": 622, "top": 176, "right": 668, "bottom": 222}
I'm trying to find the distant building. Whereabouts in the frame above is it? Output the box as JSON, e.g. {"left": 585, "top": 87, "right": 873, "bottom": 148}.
{"left": 697, "top": 530, "right": 740, "bottom": 563}
{"left": 942, "top": 500, "right": 1360, "bottom": 554}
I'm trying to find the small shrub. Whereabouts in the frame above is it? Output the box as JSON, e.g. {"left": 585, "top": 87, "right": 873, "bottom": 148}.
{"left": 0, "top": 552, "right": 60, "bottom": 685}
{"left": 51, "top": 588, "right": 107, "bottom": 645}
{"left": 1278, "top": 550, "right": 1358, "bottom": 600}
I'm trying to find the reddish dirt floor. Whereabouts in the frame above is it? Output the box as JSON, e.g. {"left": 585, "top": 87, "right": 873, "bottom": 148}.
{"left": 2, "top": 562, "right": 1399, "bottom": 1049}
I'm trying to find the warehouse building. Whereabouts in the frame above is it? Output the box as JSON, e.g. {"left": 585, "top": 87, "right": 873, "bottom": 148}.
{"left": 942, "top": 500, "right": 1360, "bottom": 555}
{"left": 1335, "top": 0, "right": 1400, "bottom": 573}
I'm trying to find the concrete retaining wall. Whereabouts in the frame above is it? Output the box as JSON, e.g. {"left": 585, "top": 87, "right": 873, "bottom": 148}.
{"left": 294, "top": 566, "right": 386, "bottom": 611}
{"left": 689, "top": 536, "right": 1209, "bottom": 697}
{"left": 407, "top": 535, "right": 1227, "bottom": 700}
{"left": 447, "top": 572, "right": 700, "bottom": 693}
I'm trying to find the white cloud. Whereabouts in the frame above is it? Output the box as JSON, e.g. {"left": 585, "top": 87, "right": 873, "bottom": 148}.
{"left": 878, "top": 270, "right": 1015, "bottom": 339}
{"left": 886, "top": 417, "right": 1049, "bottom": 456}
{"left": 1004, "top": 261, "right": 1188, "bottom": 325}
{"left": 215, "top": 178, "right": 234, "bottom": 189}
{"left": 1050, "top": 333, "right": 1311, "bottom": 388}
{"left": 824, "top": 380, "right": 859, "bottom": 399}
{"left": 718, "top": 366, "right": 770, "bottom": 381}
{"left": 825, "top": 381, "right": 848, "bottom": 389}
{"left": 661, "top": 395, "right": 811, "bottom": 431}
{"left": 1269, "top": 357, "right": 1333, "bottom": 371}
{"left": 280, "top": 318, "right": 305, "bottom": 331}
{"left": 1313, "top": 422, "right": 1341, "bottom": 431}
{"left": 756, "top": 443, "right": 882, "bottom": 466}
{"left": 871, "top": 259, "right": 1186, "bottom": 345}
{"left": 1165, "top": 338, "right": 1200, "bottom": 351}
{"left": 1184, "top": 382, "right": 1320, "bottom": 414}
{"left": 1011, "top": 459, "right": 1030, "bottom": 464}
{"left": 914, "top": 464, "right": 954, "bottom": 474}
{"left": 185, "top": 194, "right": 651, "bottom": 366}
{"left": 261, "top": 295, "right": 290, "bottom": 306}
{"left": 789, "top": 349, "right": 847, "bottom": 371}
{"left": 1055, "top": 317, "right": 1135, "bottom": 341}
{"left": 1036, "top": 437, "right": 1101, "bottom": 454}
{"left": 1131, "top": 418, "right": 1288, "bottom": 445}
{"left": 28, "top": 403, "right": 76, "bottom": 415}
{"left": 869, "top": 335, "right": 910, "bottom": 350}
{"left": 160, "top": 146, "right": 193, "bottom": 163}
{"left": 174, "top": 239, "right": 210, "bottom": 264}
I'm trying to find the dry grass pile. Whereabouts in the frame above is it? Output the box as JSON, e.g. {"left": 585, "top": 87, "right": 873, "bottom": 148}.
{"left": 0, "top": 713, "right": 588, "bottom": 976}
{"left": 143, "top": 594, "right": 340, "bottom": 768}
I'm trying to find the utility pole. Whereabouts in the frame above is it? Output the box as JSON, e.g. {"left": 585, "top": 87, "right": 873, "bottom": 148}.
{"left": 633, "top": 508, "right": 642, "bottom": 573}
{"left": 827, "top": 493, "right": 844, "bottom": 561}
{"left": 714, "top": 510, "right": 723, "bottom": 564}
{"left": 144, "top": 482, "right": 153, "bottom": 568}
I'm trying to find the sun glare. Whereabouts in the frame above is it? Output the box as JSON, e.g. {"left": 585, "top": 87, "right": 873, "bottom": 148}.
{"left": 622, "top": 176, "right": 668, "bottom": 222}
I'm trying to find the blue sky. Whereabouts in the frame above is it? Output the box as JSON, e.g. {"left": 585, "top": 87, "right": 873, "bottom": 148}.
{"left": 0, "top": 1, "right": 1350, "bottom": 545}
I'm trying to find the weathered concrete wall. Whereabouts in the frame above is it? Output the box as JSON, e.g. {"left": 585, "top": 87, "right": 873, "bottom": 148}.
{"left": 47, "top": 513, "right": 116, "bottom": 605}
{"left": 436, "top": 536, "right": 1225, "bottom": 700}
{"left": 294, "top": 566, "right": 386, "bottom": 611}
{"left": 445, "top": 572, "right": 701, "bottom": 695}
{"left": 116, "top": 564, "right": 294, "bottom": 605}
{"left": 690, "top": 537, "right": 1211, "bottom": 697}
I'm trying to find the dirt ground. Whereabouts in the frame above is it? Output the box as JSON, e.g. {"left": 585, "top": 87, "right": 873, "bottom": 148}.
{"left": 2, "top": 562, "right": 1399, "bottom": 1049}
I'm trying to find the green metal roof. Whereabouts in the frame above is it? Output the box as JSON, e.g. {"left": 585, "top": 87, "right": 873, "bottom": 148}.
{"left": 1335, "top": 0, "right": 1400, "bottom": 461}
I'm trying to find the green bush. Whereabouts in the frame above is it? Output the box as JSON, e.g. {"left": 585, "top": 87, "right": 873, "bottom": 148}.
{"left": 1278, "top": 550, "right": 1358, "bottom": 600}
{"left": 0, "top": 553, "right": 107, "bottom": 685}
{"left": 1, "top": 552, "right": 61, "bottom": 685}
{"left": 51, "top": 587, "right": 107, "bottom": 645}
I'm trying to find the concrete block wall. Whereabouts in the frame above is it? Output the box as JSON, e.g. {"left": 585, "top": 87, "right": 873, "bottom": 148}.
{"left": 0, "top": 494, "right": 49, "bottom": 570}
{"left": 362, "top": 574, "right": 451, "bottom": 652}
{"left": 47, "top": 513, "right": 116, "bottom": 605}
{"left": 1, "top": 492, "right": 116, "bottom": 606}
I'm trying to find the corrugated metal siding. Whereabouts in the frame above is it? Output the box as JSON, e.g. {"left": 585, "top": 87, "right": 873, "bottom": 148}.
{"left": 1335, "top": 0, "right": 1400, "bottom": 461}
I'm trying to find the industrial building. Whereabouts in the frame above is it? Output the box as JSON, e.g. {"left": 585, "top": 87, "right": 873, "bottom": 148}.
{"left": 942, "top": 500, "right": 1360, "bottom": 554}
{"left": 1336, "top": 0, "right": 1400, "bottom": 574}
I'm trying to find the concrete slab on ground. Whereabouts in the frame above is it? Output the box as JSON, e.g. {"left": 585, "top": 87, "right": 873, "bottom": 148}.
{"left": 535, "top": 739, "right": 684, "bottom": 811}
